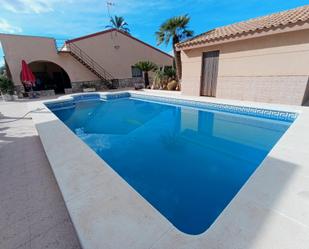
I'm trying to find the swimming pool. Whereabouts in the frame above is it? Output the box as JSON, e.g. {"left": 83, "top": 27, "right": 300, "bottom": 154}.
{"left": 47, "top": 93, "right": 295, "bottom": 235}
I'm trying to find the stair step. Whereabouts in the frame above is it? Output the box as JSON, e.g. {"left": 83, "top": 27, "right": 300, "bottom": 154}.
{"left": 69, "top": 50, "right": 113, "bottom": 84}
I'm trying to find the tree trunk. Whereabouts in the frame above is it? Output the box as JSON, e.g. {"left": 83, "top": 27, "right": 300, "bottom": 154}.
{"left": 144, "top": 71, "right": 149, "bottom": 87}
{"left": 173, "top": 36, "right": 182, "bottom": 81}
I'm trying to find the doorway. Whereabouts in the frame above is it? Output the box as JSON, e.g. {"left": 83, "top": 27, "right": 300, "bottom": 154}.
{"left": 200, "top": 50, "right": 219, "bottom": 97}
{"left": 25, "top": 61, "right": 71, "bottom": 94}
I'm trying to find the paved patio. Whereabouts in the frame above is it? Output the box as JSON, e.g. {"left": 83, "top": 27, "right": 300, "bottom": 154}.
{"left": 0, "top": 100, "right": 81, "bottom": 249}
{"left": 1, "top": 91, "right": 309, "bottom": 249}
{"left": 28, "top": 91, "right": 309, "bottom": 249}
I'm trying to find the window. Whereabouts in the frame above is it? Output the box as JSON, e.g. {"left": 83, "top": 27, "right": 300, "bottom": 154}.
{"left": 131, "top": 66, "right": 142, "bottom": 78}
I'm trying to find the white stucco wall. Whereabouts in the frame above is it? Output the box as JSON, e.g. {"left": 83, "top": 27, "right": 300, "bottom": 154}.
{"left": 67, "top": 30, "right": 173, "bottom": 79}
{"left": 0, "top": 30, "right": 173, "bottom": 87}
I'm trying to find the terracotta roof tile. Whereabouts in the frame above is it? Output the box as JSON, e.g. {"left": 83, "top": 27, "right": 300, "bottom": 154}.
{"left": 177, "top": 5, "right": 309, "bottom": 49}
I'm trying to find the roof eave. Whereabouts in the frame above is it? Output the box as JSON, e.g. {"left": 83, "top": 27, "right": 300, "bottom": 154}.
{"left": 176, "top": 21, "right": 309, "bottom": 51}
{"left": 66, "top": 28, "right": 174, "bottom": 59}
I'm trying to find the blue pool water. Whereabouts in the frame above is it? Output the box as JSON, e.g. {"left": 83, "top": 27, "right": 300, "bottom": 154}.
{"left": 50, "top": 97, "right": 292, "bottom": 235}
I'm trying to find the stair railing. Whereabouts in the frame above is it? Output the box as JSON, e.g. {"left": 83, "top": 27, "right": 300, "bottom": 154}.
{"left": 66, "top": 42, "right": 114, "bottom": 82}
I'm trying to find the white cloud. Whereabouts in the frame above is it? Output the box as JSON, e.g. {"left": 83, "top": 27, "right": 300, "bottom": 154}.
{"left": 0, "top": 19, "right": 22, "bottom": 33}
{"left": 2, "top": 0, "right": 54, "bottom": 14}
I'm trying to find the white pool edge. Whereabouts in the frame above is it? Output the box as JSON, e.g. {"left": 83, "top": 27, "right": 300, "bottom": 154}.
{"left": 28, "top": 91, "right": 309, "bottom": 249}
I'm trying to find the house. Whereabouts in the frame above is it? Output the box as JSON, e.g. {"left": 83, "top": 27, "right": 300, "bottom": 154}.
{"left": 0, "top": 29, "right": 173, "bottom": 95}
{"left": 177, "top": 5, "right": 309, "bottom": 105}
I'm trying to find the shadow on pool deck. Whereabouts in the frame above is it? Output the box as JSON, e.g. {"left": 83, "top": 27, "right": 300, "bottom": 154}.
{"left": 0, "top": 104, "right": 81, "bottom": 249}
{"left": 207, "top": 156, "right": 304, "bottom": 246}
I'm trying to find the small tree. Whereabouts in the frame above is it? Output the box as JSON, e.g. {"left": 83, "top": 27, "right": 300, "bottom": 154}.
{"left": 106, "top": 16, "right": 130, "bottom": 33}
{"left": 0, "top": 75, "right": 14, "bottom": 95}
{"left": 134, "top": 61, "right": 157, "bottom": 88}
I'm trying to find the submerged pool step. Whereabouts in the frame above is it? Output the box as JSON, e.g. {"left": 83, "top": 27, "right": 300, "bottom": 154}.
{"left": 45, "top": 100, "right": 76, "bottom": 111}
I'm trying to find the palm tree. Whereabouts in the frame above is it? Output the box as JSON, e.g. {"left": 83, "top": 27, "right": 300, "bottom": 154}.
{"left": 156, "top": 15, "right": 193, "bottom": 80}
{"left": 134, "top": 61, "right": 157, "bottom": 88}
{"left": 106, "top": 16, "right": 130, "bottom": 33}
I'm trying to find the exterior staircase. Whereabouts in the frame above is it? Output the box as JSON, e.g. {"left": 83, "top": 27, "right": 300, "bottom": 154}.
{"left": 64, "top": 42, "right": 116, "bottom": 89}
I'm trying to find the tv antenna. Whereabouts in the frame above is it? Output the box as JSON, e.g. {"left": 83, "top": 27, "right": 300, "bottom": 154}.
{"left": 106, "top": 1, "right": 119, "bottom": 49}
{"left": 106, "top": 1, "right": 115, "bottom": 18}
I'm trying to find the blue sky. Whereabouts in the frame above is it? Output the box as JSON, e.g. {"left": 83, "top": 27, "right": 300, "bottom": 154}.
{"left": 1, "top": 0, "right": 309, "bottom": 66}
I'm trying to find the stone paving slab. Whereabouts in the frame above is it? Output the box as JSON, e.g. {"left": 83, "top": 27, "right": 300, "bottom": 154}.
{"left": 0, "top": 101, "right": 81, "bottom": 249}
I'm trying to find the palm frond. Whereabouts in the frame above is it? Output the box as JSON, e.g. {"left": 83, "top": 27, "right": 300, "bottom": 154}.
{"left": 155, "top": 30, "right": 166, "bottom": 45}
{"left": 108, "top": 15, "right": 130, "bottom": 33}
{"left": 155, "top": 14, "right": 193, "bottom": 46}
{"left": 134, "top": 61, "right": 158, "bottom": 72}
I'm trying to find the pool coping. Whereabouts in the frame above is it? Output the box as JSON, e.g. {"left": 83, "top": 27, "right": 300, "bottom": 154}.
{"left": 28, "top": 91, "right": 309, "bottom": 249}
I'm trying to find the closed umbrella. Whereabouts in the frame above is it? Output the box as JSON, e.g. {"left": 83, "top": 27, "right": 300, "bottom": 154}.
{"left": 21, "top": 60, "right": 36, "bottom": 87}
{"left": 21, "top": 60, "right": 36, "bottom": 97}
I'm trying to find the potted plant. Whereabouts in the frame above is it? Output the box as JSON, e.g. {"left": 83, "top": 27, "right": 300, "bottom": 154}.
{"left": 0, "top": 76, "right": 17, "bottom": 101}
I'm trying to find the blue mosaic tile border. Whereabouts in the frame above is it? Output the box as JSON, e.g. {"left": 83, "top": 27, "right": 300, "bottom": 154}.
{"left": 129, "top": 93, "right": 297, "bottom": 122}
{"left": 45, "top": 92, "right": 298, "bottom": 122}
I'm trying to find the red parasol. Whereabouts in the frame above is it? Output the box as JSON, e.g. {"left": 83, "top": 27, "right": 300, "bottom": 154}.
{"left": 21, "top": 60, "right": 36, "bottom": 87}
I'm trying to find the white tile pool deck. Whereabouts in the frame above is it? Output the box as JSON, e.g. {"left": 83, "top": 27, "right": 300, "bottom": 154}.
{"left": 0, "top": 99, "right": 81, "bottom": 249}
{"left": 4, "top": 90, "right": 309, "bottom": 249}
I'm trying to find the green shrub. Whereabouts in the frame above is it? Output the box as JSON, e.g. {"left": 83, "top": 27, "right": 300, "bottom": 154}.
{"left": 164, "top": 67, "right": 176, "bottom": 79}
{"left": 153, "top": 67, "right": 166, "bottom": 89}
{"left": 0, "top": 76, "right": 14, "bottom": 95}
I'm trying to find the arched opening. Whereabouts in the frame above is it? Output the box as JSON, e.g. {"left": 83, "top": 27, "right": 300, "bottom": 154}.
{"left": 24, "top": 61, "right": 71, "bottom": 94}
